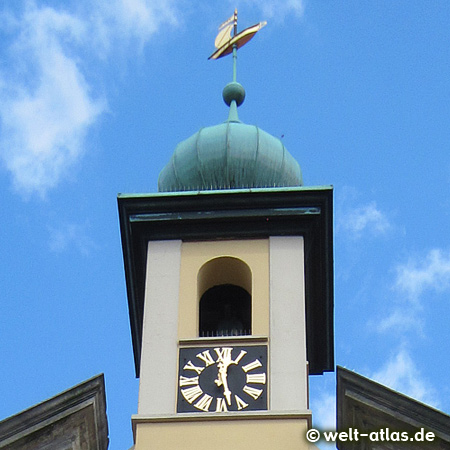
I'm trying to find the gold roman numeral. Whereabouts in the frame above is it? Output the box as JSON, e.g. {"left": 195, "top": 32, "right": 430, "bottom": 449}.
{"left": 233, "top": 349, "right": 247, "bottom": 364}
{"left": 242, "top": 359, "right": 262, "bottom": 373}
{"left": 214, "top": 347, "right": 233, "bottom": 361}
{"left": 196, "top": 350, "right": 215, "bottom": 367}
{"left": 216, "top": 398, "right": 228, "bottom": 412}
{"left": 183, "top": 360, "right": 205, "bottom": 375}
{"left": 179, "top": 375, "right": 199, "bottom": 386}
{"left": 181, "top": 385, "right": 203, "bottom": 403}
{"left": 235, "top": 395, "right": 249, "bottom": 410}
{"left": 194, "top": 394, "right": 213, "bottom": 412}
{"left": 243, "top": 385, "right": 263, "bottom": 400}
{"left": 246, "top": 373, "right": 266, "bottom": 384}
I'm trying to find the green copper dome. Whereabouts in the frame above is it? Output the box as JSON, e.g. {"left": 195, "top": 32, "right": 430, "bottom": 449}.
{"left": 158, "top": 82, "right": 302, "bottom": 192}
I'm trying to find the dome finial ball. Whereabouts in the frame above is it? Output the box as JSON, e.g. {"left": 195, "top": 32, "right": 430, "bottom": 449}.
{"left": 223, "top": 82, "right": 245, "bottom": 107}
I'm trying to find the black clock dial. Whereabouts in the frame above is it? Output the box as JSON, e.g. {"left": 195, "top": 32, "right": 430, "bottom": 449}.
{"left": 177, "top": 345, "right": 268, "bottom": 413}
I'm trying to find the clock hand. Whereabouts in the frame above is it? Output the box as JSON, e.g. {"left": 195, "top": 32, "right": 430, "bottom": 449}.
{"left": 215, "top": 361, "right": 232, "bottom": 406}
{"left": 220, "top": 366, "right": 232, "bottom": 405}
{"left": 214, "top": 348, "right": 247, "bottom": 407}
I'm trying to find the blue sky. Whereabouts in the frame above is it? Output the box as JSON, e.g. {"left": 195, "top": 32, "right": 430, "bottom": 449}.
{"left": 1, "top": 1, "right": 450, "bottom": 449}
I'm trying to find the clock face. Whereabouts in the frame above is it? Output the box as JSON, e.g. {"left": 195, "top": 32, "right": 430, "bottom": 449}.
{"left": 177, "top": 345, "right": 268, "bottom": 413}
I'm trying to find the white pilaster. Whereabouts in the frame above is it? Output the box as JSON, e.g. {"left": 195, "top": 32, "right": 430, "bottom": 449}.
{"left": 269, "top": 236, "right": 308, "bottom": 411}
{"left": 138, "top": 240, "right": 181, "bottom": 414}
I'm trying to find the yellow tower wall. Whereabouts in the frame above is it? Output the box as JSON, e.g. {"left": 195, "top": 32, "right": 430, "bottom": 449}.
{"left": 133, "top": 413, "right": 316, "bottom": 450}
{"left": 178, "top": 239, "right": 270, "bottom": 338}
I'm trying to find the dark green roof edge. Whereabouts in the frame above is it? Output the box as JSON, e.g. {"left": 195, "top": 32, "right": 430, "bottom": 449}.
{"left": 118, "top": 185, "right": 333, "bottom": 199}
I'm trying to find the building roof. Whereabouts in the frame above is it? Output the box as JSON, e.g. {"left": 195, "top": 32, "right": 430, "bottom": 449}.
{"left": 0, "top": 374, "right": 108, "bottom": 450}
{"left": 337, "top": 366, "right": 450, "bottom": 450}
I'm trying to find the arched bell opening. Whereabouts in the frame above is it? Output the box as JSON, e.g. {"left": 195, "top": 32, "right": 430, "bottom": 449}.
{"left": 198, "top": 256, "right": 252, "bottom": 337}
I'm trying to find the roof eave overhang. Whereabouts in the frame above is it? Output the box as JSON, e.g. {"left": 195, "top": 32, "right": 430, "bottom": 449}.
{"left": 118, "top": 186, "right": 334, "bottom": 377}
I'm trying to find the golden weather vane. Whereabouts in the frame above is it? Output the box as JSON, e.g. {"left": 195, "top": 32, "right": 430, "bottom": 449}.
{"left": 209, "top": 10, "right": 267, "bottom": 82}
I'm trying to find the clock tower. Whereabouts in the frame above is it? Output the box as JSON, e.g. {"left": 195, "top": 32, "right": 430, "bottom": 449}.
{"left": 118, "top": 12, "right": 333, "bottom": 450}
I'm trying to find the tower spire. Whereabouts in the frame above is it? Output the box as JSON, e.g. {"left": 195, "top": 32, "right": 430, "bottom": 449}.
{"left": 158, "top": 10, "right": 302, "bottom": 193}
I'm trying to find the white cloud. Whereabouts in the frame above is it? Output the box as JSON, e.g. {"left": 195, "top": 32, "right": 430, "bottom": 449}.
{"left": 92, "top": 0, "right": 181, "bottom": 53}
{"left": 312, "top": 391, "right": 336, "bottom": 430}
{"left": 338, "top": 201, "right": 390, "bottom": 238}
{"left": 110, "top": 0, "right": 179, "bottom": 38}
{"left": 310, "top": 391, "right": 336, "bottom": 450}
{"left": 395, "top": 248, "right": 450, "bottom": 302}
{"left": 0, "top": 0, "right": 183, "bottom": 197}
{"left": 48, "top": 222, "right": 96, "bottom": 256}
{"left": 376, "top": 248, "right": 450, "bottom": 334}
{"left": 232, "top": 0, "right": 305, "bottom": 19}
{"left": 371, "top": 347, "right": 439, "bottom": 409}
{"left": 375, "top": 308, "right": 423, "bottom": 335}
{"left": 0, "top": 3, "right": 105, "bottom": 197}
